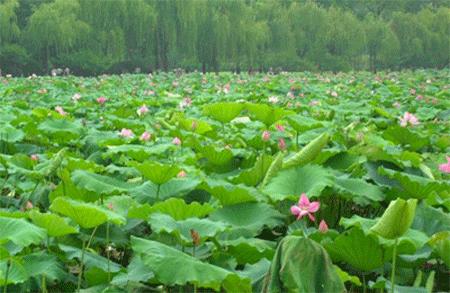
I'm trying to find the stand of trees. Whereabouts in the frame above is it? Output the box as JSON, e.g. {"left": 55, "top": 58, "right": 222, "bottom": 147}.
{"left": 0, "top": 0, "right": 449, "bottom": 75}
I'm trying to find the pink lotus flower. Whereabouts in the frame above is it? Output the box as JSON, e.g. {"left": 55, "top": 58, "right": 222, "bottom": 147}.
{"left": 319, "top": 220, "right": 329, "bottom": 233}
{"left": 97, "top": 96, "right": 107, "bottom": 104}
{"left": 416, "top": 95, "right": 423, "bottom": 101}
{"left": 438, "top": 157, "right": 450, "bottom": 174}
{"left": 262, "top": 131, "right": 271, "bottom": 142}
{"left": 268, "top": 96, "right": 279, "bottom": 104}
{"left": 119, "top": 128, "right": 134, "bottom": 138}
{"left": 55, "top": 106, "right": 67, "bottom": 116}
{"left": 72, "top": 93, "right": 81, "bottom": 102}
{"left": 172, "top": 137, "right": 182, "bottom": 146}
{"left": 309, "top": 100, "right": 320, "bottom": 106}
{"left": 30, "top": 154, "right": 39, "bottom": 161}
{"left": 410, "top": 89, "right": 416, "bottom": 95}
{"left": 177, "top": 170, "right": 187, "bottom": 178}
{"left": 278, "top": 138, "right": 286, "bottom": 151}
{"left": 179, "top": 97, "right": 192, "bottom": 109}
{"left": 399, "top": 112, "right": 419, "bottom": 127}
{"left": 25, "top": 201, "right": 34, "bottom": 210}
{"left": 107, "top": 203, "right": 114, "bottom": 210}
{"left": 287, "top": 92, "right": 295, "bottom": 99}
{"left": 290, "top": 193, "right": 320, "bottom": 222}
{"left": 140, "top": 131, "right": 151, "bottom": 141}
{"left": 331, "top": 91, "right": 338, "bottom": 97}
{"left": 275, "top": 124, "right": 285, "bottom": 132}
{"left": 223, "top": 83, "right": 230, "bottom": 94}
{"left": 137, "top": 105, "right": 149, "bottom": 116}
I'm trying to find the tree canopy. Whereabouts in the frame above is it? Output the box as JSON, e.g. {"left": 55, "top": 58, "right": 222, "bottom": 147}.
{"left": 0, "top": 0, "right": 448, "bottom": 75}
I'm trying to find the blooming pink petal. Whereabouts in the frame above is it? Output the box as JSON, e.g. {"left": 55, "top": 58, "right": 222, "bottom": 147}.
{"left": 172, "top": 137, "right": 182, "bottom": 146}
{"left": 307, "top": 213, "right": 315, "bottom": 222}
{"left": 278, "top": 138, "right": 286, "bottom": 151}
{"left": 262, "top": 131, "right": 271, "bottom": 142}
{"left": 140, "top": 131, "right": 151, "bottom": 141}
{"left": 119, "top": 128, "right": 134, "bottom": 138}
{"left": 308, "top": 201, "right": 320, "bottom": 213}
{"left": 290, "top": 205, "right": 301, "bottom": 216}
{"left": 298, "top": 193, "right": 310, "bottom": 208}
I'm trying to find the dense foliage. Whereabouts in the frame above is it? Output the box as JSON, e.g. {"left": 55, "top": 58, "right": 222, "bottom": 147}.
{"left": 0, "top": 70, "right": 449, "bottom": 292}
{"left": 0, "top": 0, "right": 449, "bottom": 75}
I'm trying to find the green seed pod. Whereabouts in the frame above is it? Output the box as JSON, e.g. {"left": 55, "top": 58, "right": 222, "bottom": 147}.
{"left": 371, "top": 198, "right": 418, "bottom": 239}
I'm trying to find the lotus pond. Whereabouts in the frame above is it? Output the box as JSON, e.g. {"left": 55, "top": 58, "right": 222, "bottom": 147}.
{"left": 0, "top": 70, "right": 449, "bottom": 292}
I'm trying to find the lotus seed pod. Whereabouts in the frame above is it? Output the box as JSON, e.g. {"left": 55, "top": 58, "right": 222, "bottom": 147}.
{"left": 370, "top": 198, "right": 417, "bottom": 239}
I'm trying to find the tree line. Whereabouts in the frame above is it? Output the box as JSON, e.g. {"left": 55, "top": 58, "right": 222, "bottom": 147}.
{"left": 0, "top": 0, "right": 449, "bottom": 76}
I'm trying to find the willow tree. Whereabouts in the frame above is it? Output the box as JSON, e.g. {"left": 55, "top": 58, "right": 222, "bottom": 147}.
{"left": 124, "top": 0, "right": 157, "bottom": 66}
{"left": 196, "top": 0, "right": 229, "bottom": 73}
{"left": 25, "top": 0, "right": 89, "bottom": 71}
{"left": 0, "top": 0, "right": 20, "bottom": 46}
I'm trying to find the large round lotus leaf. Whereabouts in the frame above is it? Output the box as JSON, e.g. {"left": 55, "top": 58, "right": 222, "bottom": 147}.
{"left": 131, "top": 236, "right": 251, "bottom": 292}
{"left": 130, "top": 161, "right": 180, "bottom": 185}
{"left": 50, "top": 197, "right": 125, "bottom": 228}
{"left": 0, "top": 124, "right": 24, "bottom": 142}
{"left": 263, "top": 164, "right": 333, "bottom": 201}
{"left": 325, "top": 228, "right": 384, "bottom": 272}
{"left": 0, "top": 216, "right": 46, "bottom": 247}
{"left": 148, "top": 213, "right": 228, "bottom": 244}
{"left": 209, "top": 202, "right": 284, "bottom": 234}
{"left": 203, "top": 102, "right": 244, "bottom": 123}
{"left": 29, "top": 211, "right": 78, "bottom": 237}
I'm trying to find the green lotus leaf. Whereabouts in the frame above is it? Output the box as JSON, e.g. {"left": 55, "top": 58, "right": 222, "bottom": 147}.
{"left": 325, "top": 228, "right": 384, "bottom": 272}
{"left": 246, "top": 103, "right": 295, "bottom": 126}
{"left": 378, "top": 167, "right": 449, "bottom": 199}
{"left": 382, "top": 126, "right": 428, "bottom": 151}
{"left": 132, "top": 178, "right": 201, "bottom": 203}
{"left": 0, "top": 216, "right": 46, "bottom": 247}
{"left": 130, "top": 161, "right": 180, "bottom": 185}
{"left": 210, "top": 202, "right": 284, "bottom": 235}
{"left": 131, "top": 236, "right": 252, "bottom": 292}
{"left": 263, "top": 165, "right": 334, "bottom": 201}
{"left": 140, "top": 197, "right": 214, "bottom": 220}
{"left": 71, "top": 169, "right": 136, "bottom": 195}
{"left": 412, "top": 203, "right": 450, "bottom": 237}
{"left": 230, "top": 154, "right": 273, "bottom": 187}
{"left": 148, "top": 213, "right": 228, "bottom": 244}
{"left": 334, "top": 177, "right": 385, "bottom": 206}
{"left": 286, "top": 115, "right": 325, "bottom": 133}
{"left": 201, "top": 179, "right": 261, "bottom": 205}
{"left": 29, "top": 211, "right": 78, "bottom": 237}
{"left": 50, "top": 197, "right": 125, "bottom": 228}
{"left": 203, "top": 102, "right": 244, "bottom": 123}
{"left": 429, "top": 231, "right": 450, "bottom": 267}
{"left": 0, "top": 124, "right": 24, "bottom": 142}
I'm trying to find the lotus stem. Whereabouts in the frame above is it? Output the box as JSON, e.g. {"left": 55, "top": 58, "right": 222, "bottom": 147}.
{"left": 156, "top": 184, "right": 161, "bottom": 201}
{"left": 42, "top": 274, "right": 47, "bottom": 293}
{"left": 362, "top": 274, "right": 366, "bottom": 293}
{"left": 3, "top": 258, "right": 10, "bottom": 293}
{"left": 106, "top": 222, "right": 111, "bottom": 282}
{"left": 77, "top": 226, "right": 98, "bottom": 292}
{"left": 390, "top": 237, "right": 398, "bottom": 293}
